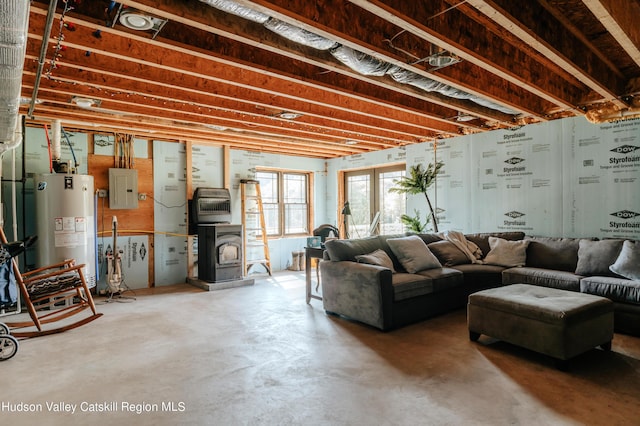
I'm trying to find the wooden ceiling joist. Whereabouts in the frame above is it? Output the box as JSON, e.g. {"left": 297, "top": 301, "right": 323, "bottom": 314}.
{"left": 15, "top": 0, "right": 640, "bottom": 158}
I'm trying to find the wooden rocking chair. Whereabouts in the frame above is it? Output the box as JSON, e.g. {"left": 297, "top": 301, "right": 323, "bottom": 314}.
{"left": 1, "top": 228, "right": 102, "bottom": 338}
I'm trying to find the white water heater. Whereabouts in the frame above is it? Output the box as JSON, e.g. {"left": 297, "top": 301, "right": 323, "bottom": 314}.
{"left": 35, "top": 173, "right": 96, "bottom": 288}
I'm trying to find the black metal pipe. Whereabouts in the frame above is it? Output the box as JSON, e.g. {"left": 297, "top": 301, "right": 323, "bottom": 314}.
{"left": 27, "top": 0, "right": 59, "bottom": 118}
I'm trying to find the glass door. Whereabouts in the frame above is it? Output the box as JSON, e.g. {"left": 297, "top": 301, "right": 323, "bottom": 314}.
{"left": 344, "top": 165, "right": 405, "bottom": 237}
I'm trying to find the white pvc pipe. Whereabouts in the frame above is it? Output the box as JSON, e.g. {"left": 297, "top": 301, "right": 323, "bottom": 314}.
{"left": 51, "top": 119, "right": 62, "bottom": 161}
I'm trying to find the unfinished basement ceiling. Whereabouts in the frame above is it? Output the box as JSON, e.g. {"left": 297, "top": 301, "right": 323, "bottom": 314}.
{"left": 18, "top": 0, "right": 640, "bottom": 158}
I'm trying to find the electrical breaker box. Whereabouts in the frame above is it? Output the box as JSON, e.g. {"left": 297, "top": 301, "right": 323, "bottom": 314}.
{"left": 109, "top": 168, "right": 138, "bottom": 209}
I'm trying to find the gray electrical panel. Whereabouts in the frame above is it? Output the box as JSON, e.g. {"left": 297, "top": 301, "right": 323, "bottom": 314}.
{"left": 109, "top": 168, "right": 138, "bottom": 209}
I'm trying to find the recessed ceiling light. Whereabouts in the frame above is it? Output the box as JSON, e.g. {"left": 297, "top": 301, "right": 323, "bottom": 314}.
{"left": 344, "top": 140, "right": 358, "bottom": 145}
{"left": 455, "top": 113, "right": 475, "bottom": 122}
{"left": 276, "top": 111, "right": 302, "bottom": 120}
{"left": 203, "top": 124, "right": 228, "bottom": 131}
{"left": 428, "top": 54, "right": 459, "bottom": 68}
{"left": 71, "top": 97, "right": 100, "bottom": 108}
{"left": 119, "top": 12, "right": 155, "bottom": 31}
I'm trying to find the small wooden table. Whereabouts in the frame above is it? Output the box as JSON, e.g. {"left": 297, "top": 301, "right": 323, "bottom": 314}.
{"left": 305, "top": 246, "right": 325, "bottom": 304}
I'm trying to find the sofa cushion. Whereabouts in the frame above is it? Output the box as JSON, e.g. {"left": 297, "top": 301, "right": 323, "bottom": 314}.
{"left": 416, "top": 267, "right": 464, "bottom": 288}
{"left": 575, "top": 239, "right": 624, "bottom": 276}
{"left": 581, "top": 276, "right": 640, "bottom": 305}
{"left": 324, "top": 237, "right": 382, "bottom": 262}
{"left": 483, "top": 237, "right": 530, "bottom": 267}
{"left": 415, "top": 233, "right": 444, "bottom": 245}
{"left": 387, "top": 235, "right": 442, "bottom": 273}
{"left": 465, "top": 232, "right": 525, "bottom": 257}
{"left": 452, "top": 263, "right": 506, "bottom": 289}
{"left": 525, "top": 237, "right": 584, "bottom": 272}
{"left": 609, "top": 240, "right": 640, "bottom": 281}
{"left": 392, "top": 268, "right": 463, "bottom": 301}
{"left": 377, "top": 234, "right": 409, "bottom": 271}
{"left": 355, "top": 249, "right": 396, "bottom": 272}
{"left": 502, "top": 267, "right": 583, "bottom": 291}
{"left": 427, "top": 240, "right": 470, "bottom": 266}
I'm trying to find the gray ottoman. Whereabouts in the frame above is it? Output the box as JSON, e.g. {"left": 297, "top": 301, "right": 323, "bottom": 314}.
{"left": 468, "top": 284, "right": 613, "bottom": 366}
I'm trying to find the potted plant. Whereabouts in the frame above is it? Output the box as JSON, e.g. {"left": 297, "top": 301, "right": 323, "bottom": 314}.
{"left": 390, "top": 161, "right": 444, "bottom": 232}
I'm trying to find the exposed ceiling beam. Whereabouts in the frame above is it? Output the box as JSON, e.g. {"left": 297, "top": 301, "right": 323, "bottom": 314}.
{"left": 340, "top": 0, "right": 581, "bottom": 115}
{"left": 116, "top": 0, "right": 515, "bottom": 125}
{"left": 581, "top": 0, "right": 640, "bottom": 69}
{"left": 465, "top": 0, "right": 629, "bottom": 108}
{"left": 17, "top": 0, "right": 640, "bottom": 158}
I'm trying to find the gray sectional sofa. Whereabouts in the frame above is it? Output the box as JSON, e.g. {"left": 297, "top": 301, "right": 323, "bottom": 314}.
{"left": 320, "top": 232, "right": 640, "bottom": 334}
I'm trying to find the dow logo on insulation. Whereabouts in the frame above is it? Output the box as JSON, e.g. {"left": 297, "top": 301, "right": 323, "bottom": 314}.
{"left": 504, "top": 157, "right": 524, "bottom": 165}
{"left": 610, "top": 145, "right": 640, "bottom": 154}
{"left": 611, "top": 210, "right": 640, "bottom": 219}
{"left": 609, "top": 145, "right": 640, "bottom": 165}
{"left": 504, "top": 211, "right": 526, "bottom": 227}
{"left": 609, "top": 210, "right": 640, "bottom": 230}
{"left": 503, "top": 157, "right": 526, "bottom": 173}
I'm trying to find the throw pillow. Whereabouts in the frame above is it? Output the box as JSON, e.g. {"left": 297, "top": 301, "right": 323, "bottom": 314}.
{"left": 355, "top": 249, "right": 396, "bottom": 273}
{"left": 483, "top": 237, "right": 530, "bottom": 267}
{"left": 427, "top": 240, "right": 470, "bottom": 267}
{"left": 609, "top": 240, "right": 640, "bottom": 281}
{"left": 575, "top": 239, "right": 624, "bottom": 276}
{"left": 387, "top": 235, "right": 442, "bottom": 273}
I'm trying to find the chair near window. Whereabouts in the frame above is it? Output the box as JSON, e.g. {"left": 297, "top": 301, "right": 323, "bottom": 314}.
{"left": 311, "top": 224, "right": 339, "bottom": 287}
{"left": 313, "top": 224, "right": 339, "bottom": 246}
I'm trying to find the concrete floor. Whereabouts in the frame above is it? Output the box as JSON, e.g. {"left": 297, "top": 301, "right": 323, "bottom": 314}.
{"left": 2, "top": 271, "right": 640, "bottom": 426}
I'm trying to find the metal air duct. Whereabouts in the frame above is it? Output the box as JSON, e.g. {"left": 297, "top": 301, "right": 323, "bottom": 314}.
{"left": 0, "top": 0, "right": 29, "bottom": 151}
{"left": 263, "top": 18, "right": 338, "bottom": 50}
{"left": 199, "top": 0, "right": 519, "bottom": 116}
{"left": 198, "top": 0, "right": 269, "bottom": 24}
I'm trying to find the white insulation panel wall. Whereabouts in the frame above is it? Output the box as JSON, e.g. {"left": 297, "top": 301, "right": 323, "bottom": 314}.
{"left": 327, "top": 116, "right": 640, "bottom": 240}
{"left": 153, "top": 141, "right": 188, "bottom": 285}
{"left": 563, "top": 118, "right": 640, "bottom": 239}
{"left": 191, "top": 144, "right": 224, "bottom": 189}
{"left": 469, "top": 122, "right": 564, "bottom": 235}
{"left": 97, "top": 235, "right": 149, "bottom": 290}
{"left": 93, "top": 134, "right": 149, "bottom": 158}
{"left": 7, "top": 127, "right": 89, "bottom": 175}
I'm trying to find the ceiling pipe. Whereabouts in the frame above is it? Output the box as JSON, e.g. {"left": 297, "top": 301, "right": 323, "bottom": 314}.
{"left": 200, "top": 0, "right": 519, "bottom": 116}
{"left": 27, "top": 0, "right": 59, "bottom": 118}
{"left": 51, "top": 119, "right": 62, "bottom": 161}
{"left": 0, "top": 0, "right": 30, "bottom": 150}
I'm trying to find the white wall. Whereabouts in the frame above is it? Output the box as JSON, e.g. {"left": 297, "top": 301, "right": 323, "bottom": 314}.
{"left": 327, "top": 116, "right": 640, "bottom": 240}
